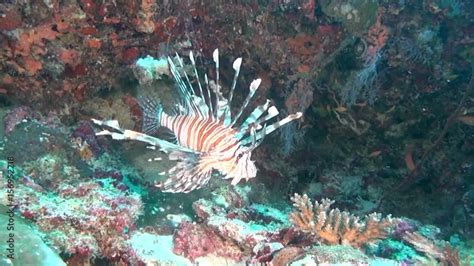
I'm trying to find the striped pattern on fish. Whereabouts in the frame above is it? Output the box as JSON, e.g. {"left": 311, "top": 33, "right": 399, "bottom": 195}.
{"left": 92, "top": 49, "right": 302, "bottom": 193}
{"left": 160, "top": 113, "right": 239, "bottom": 153}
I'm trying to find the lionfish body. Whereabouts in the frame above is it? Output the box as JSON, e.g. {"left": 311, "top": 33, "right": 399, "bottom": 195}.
{"left": 93, "top": 49, "right": 302, "bottom": 193}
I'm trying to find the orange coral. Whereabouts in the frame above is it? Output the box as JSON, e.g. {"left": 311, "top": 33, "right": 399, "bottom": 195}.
{"left": 59, "top": 49, "right": 81, "bottom": 67}
{"left": 286, "top": 25, "right": 344, "bottom": 72}
{"left": 87, "top": 38, "right": 102, "bottom": 49}
{"left": 23, "top": 57, "right": 42, "bottom": 75}
{"left": 134, "top": 0, "right": 156, "bottom": 33}
{"left": 72, "top": 137, "right": 94, "bottom": 161}
{"left": 15, "top": 24, "right": 59, "bottom": 57}
{"left": 288, "top": 35, "right": 322, "bottom": 56}
{"left": 6, "top": 23, "right": 59, "bottom": 76}
{"left": 290, "top": 194, "right": 396, "bottom": 247}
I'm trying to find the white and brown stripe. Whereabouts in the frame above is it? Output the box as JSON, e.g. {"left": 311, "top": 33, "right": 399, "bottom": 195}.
{"left": 161, "top": 113, "right": 240, "bottom": 156}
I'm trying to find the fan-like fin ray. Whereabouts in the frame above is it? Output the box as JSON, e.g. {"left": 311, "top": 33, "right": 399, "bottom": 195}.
{"left": 92, "top": 119, "right": 195, "bottom": 154}
{"left": 230, "top": 78, "right": 261, "bottom": 127}
{"left": 241, "top": 112, "right": 302, "bottom": 145}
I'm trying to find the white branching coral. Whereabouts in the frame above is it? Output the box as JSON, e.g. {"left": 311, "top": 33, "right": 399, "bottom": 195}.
{"left": 289, "top": 193, "right": 397, "bottom": 247}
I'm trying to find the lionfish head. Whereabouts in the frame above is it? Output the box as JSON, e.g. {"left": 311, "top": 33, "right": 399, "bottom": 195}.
{"left": 221, "top": 147, "right": 257, "bottom": 185}
{"left": 237, "top": 149, "right": 257, "bottom": 178}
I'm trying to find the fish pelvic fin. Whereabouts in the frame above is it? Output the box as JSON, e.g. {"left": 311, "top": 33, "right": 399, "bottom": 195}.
{"left": 156, "top": 150, "right": 212, "bottom": 193}
{"left": 137, "top": 94, "right": 163, "bottom": 135}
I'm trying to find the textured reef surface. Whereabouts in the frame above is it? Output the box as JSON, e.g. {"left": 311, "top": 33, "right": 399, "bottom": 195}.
{"left": 0, "top": 0, "right": 473, "bottom": 265}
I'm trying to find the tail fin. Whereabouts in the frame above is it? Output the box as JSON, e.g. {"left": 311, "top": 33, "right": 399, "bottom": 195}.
{"left": 137, "top": 94, "right": 163, "bottom": 135}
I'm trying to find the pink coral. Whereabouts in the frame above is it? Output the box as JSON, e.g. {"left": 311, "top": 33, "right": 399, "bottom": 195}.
{"left": 4, "top": 106, "right": 35, "bottom": 134}
{"left": 6, "top": 179, "right": 142, "bottom": 261}
{"left": 189, "top": 196, "right": 291, "bottom": 262}
{"left": 362, "top": 10, "right": 389, "bottom": 65}
{"left": 173, "top": 222, "right": 244, "bottom": 262}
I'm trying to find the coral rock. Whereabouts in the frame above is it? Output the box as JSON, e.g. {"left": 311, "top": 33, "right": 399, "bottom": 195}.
{"left": 173, "top": 222, "right": 243, "bottom": 262}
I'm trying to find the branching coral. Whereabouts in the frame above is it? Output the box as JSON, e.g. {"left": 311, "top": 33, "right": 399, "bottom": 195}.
{"left": 341, "top": 51, "right": 381, "bottom": 106}
{"left": 289, "top": 194, "right": 396, "bottom": 247}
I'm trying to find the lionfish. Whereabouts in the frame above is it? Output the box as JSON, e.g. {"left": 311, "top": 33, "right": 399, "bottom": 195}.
{"left": 93, "top": 49, "right": 302, "bottom": 193}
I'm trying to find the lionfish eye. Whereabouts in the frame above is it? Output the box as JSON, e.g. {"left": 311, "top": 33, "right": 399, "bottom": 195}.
{"left": 237, "top": 153, "right": 244, "bottom": 160}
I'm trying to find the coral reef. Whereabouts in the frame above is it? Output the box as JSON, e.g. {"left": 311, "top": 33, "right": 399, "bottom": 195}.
{"left": 126, "top": 186, "right": 461, "bottom": 265}
{"left": 22, "top": 154, "right": 80, "bottom": 190}
{"left": 341, "top": 51, "right": 381, "bottom": 106}
{"left": 3, "top": 106, "right": 37, "bottom": 135}
{"left": 0, "top": 171, "right": 143, "bottom": 262}
{"left": 0, "top": 0, "right": 473, "bottom": 265}
{"left": 289, "top": 193, "right": 397, "bottom": 247}
{"left": 173, "top": 222, "right": 243, "bottom": 262}
{"left": 295, "top": 245, "right": 398, "bottom": 265}
{"left": 403, "top": 231, "right": 471, "bottom": 265}
{"left": 71, "top": 121, "right": 108, "bottom": 158}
